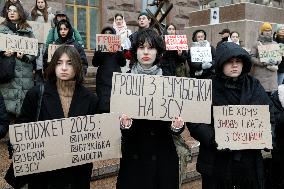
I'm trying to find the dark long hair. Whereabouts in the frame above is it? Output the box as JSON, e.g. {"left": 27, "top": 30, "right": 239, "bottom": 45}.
{"left": 2, "top": 2, "right": 30, "bottom": 29}
{"left": 45, "top": 45, "right": 84, "bottom": 84}
{"left": 131, "top": 28, "right": 165, "bottom": 65}
{"left": 31, "top": 0, "right": 49, "bottom": 22}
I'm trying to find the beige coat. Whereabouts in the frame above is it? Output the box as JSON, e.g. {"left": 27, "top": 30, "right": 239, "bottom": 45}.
{"left": 250, "top": 35, "right": 279, "bottom": 92}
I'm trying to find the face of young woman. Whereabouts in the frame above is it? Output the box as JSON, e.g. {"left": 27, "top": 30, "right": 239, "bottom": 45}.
{"left": 55, "top": 53, "right": 75, "bottom": 81}
{"left": 167, "top": 25, "right": 176, "bottom": 35}
{"left": 223, "top": 58, "right": 243, "bottom": 78}
{"left": 230, "top": 33, "right": 239, "bottom": 43}
{"left": 37, "top": 0, "right": 46, "bottom": 10}
{"left": 196, "top": 32, "right": 205, "bottom": 42}
{"left": 59, "top": 24, "right": 69, "bottom": 38}
{"left": 8, "top": 5, "right": 19, "bottom": 22}
{"left": 137, "top": 41, "right": 157, "bottom": 69}
{"left": 115, "top": 16, "right": 123, "bottom": 26}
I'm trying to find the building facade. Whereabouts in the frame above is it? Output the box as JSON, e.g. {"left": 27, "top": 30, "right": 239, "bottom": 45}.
{"left": 19, "top": 0, "right": 199, "bottom": 50}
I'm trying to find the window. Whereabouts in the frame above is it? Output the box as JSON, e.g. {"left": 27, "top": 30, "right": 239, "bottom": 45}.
{"left": 66, "top": 0, "right": 100, "bottom": 49}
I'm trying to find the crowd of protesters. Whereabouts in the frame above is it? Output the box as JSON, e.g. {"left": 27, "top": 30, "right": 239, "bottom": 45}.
{"left": 0, "top": 1, "right": 284, "bottom": 189}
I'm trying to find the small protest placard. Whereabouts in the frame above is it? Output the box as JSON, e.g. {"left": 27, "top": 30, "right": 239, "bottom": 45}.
{"left": 258, "top": 44, "right": 282, "bottom": 63}
{"left": 165, "top": 35, "right": 188, "bottom": 51}
{"left": 190, "top": 46, "right": 212, "bottom": 62}
{"left": 110, "top": 73, "right": 212, "bottom": 123}
{"left": 96, "top": 34, "right": 121, "bottom": 52}
{"left": 9, "top": 113, "right": 121, "bottom": 176}
{"left": 213, "top": 105, "right": 272, "bottom": 150}
{"left": 0, "top": 33, "right": 38, "bottom": 56}
{"left": 47, "top": 44, "right": 60, "bottom": 62}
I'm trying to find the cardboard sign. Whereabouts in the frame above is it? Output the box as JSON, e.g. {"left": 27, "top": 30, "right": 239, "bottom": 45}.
{"left": 165, "top": 35, "right": 188, "bottom": 51}
{"left": 0, "top": 17, "right": 51, "bottom": 43}
{"left": 110, "top": 73, "right": 212, "bottom": 123}
{"left": 190, "top": 46, "right": 212, "bottom": 62}
{"left": 96, "top": 34, "right": 121, "bottom": 52}
{"left": 9, "top": 113, "right": 122, "bottom": 176}
{"left": 28, "top": 21, "right": 51, "bottom": 44}
{"left": 213, "top": 105, "right": 272, "bottom": 150}
{"left": 258, "top": 44, "right": 282, "bottom": 63}
{"left": 0, "top": 33, "right": 38, "bottom": 56}
{"left": 47, "top": 44, "right": 60, "bottom": 62}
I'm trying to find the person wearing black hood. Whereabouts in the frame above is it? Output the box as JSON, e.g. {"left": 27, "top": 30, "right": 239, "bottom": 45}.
{"left": 43, "top": 19, "right": 88, "bottom": 75}
{"left": 92, "top": 26, "right": 126, "bottom": 113}
{"left": 187, "top": 42, "right": 275, "bottom": 189}
{"left": 188, "top": 29, "right": 215, "bottom": 78}
{"left": 45, "top": 10, "right": 83, "bottom": 48}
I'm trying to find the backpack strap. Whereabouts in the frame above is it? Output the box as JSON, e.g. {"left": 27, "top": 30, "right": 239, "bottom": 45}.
{"left": 36, "top": 84, "right": 44, "bottom": 121}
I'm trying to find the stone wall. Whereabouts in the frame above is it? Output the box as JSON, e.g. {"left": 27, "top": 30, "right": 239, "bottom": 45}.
{"left": 102, "top": 0, "right": 199, "bottom": 33}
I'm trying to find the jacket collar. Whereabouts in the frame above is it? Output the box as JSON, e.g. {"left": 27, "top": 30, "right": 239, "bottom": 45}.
{"left": 43, "top": 80, "right": 86, "bottom": 118}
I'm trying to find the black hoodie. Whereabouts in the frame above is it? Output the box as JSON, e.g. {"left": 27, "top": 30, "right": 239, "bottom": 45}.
{"left": 187, "top": 42, "right": 275, "bottom": 188}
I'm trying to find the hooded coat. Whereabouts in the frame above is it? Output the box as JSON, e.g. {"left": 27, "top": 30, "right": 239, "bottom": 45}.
{"left": 187, "top": 42, "right": 275, "bottom": 189}
{"left": 270, "top": 85, "right": 284, "bottom": 188}
{"left": 0, "top": 21, "right": 36, "bottom": 115}
{"left": 45, "top": 15, "right": 83, "bottom": 48}
{"left": 92, "top": 26, "right": 126, "bottom": 113}
{"left": 188, "top": 30, "right": 216, "bottom": 78}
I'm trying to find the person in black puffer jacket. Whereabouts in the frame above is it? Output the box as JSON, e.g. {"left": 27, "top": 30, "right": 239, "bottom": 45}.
{"left": 92, "top": 26, "right": 126, "bottom": 113}
{"left": 187, "top": 42, "right": 275, "bottom": 189}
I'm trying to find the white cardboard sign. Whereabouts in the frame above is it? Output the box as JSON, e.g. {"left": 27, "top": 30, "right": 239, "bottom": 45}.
{"left": 190, "top": 46, "right": 212, "bottom": 62}
{"left": 213, "top": 105, "right": 272, "bottom": 150}
{"left": 165, "top": 35, "right": 188, "bottom": 51}
{"left": 110, "top": 73, "right": 212, "bottom": 123}
{"left": 0, "top": 33, "right": 38, "bottom": 56}
{"left": 9, "top": 113, "right": 122, "bottom": 176}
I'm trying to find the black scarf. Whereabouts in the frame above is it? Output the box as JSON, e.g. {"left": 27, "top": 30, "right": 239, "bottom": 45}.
{"left": 213, "top": 74, "right": 269, "bottom": 106}
{"left": 5, "top": 21, "right": 18, "bottom": 33}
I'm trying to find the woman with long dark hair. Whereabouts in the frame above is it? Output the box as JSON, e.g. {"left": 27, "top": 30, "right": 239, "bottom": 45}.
{"left": 17, "top": 45, "right": 98, "bottom": 189}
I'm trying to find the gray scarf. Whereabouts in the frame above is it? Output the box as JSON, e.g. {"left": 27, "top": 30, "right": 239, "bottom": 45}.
{"left": 131, "top": 63, "right": 163, "bottom": 75}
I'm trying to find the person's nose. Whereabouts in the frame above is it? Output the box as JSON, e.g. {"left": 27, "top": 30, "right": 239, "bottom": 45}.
{"left": 62, "top": 63, "right": 67, "bottom": 70}
{"left": 144, "top": 47, "right": 149, "bottom": 54}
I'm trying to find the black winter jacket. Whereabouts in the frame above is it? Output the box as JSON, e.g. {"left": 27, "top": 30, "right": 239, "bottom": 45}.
{"left": 160, "top": 50, "right": 188, "bottom": 76}
{"left": 188, "top": 42, "right": 275, "bottom": 188}
{"left": 16, "top": 80, "right": 99, "bottom": 189}
{"left": 92, "top": 50, "right": 126, "bottom": 113}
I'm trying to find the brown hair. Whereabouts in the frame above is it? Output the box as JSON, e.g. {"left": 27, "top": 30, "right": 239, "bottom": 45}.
{"left": 3, "top": 2, "right": 30, "bottom": 29}
{"left": 45, "top": 45, "right": 84, "bottom": 84}
{"left": 31, "top": 0, "right": 48, "bottom": 22}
